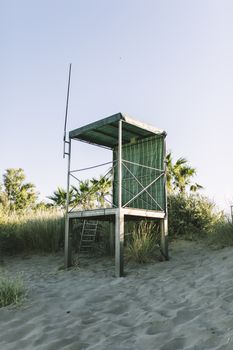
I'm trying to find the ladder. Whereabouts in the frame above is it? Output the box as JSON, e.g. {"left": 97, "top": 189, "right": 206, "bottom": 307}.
{"left": 79, "top": 220, "right": 98, "bottom": 253}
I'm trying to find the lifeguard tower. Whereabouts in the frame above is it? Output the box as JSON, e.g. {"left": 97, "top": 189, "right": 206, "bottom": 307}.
{"left": 64, "top": 113, "right": 168, "bottom": 277}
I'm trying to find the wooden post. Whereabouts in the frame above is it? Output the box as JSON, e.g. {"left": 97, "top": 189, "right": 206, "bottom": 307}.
{"left": 109, "top": 221, "right": 115, "bottom": 256}
{"left": 160, "top": 218, "right": 169, "bottom": 260}
{"left": 65, "top": 216, "right": 72, "bottom": 267}
{"left": 160, "top": 136, "right": 169, "bottom": 260}
{"left": 115, "top": 119, "right": 124, "bottom": 277}
{"left": 115, "top": 211, "right": 124, "bottom": 277}
{"left": 64, "top": 138, "right": 72, "bottom": 268}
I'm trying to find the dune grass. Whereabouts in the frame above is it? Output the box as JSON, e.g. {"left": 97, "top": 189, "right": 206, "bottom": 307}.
{"left": 208, "top": 221, "right": 233, "bottom": 248}
{"left": 0, "top": 210, "right": 64, "bottom": 255}
{"left": 126, "top": 221, "right": 160, "bottom": 264}
{"left": 0, "top": 271, "right": 26, "bottom": 308}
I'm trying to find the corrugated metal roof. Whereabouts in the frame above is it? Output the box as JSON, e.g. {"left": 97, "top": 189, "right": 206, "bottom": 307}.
{"left": 69, "top": 113, "right": 166, "bottom": 149}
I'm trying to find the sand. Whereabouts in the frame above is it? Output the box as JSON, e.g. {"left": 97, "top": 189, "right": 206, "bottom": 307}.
{"left": 1, "top": 240, "right": 233, "bottom": 350}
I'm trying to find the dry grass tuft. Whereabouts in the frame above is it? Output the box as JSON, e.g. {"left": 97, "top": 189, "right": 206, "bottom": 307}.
{"left": 126, "top": 221, "right": 160, "bottom": 264}
{"left": 0, "top": 271, "right": 26, "bottom": 308}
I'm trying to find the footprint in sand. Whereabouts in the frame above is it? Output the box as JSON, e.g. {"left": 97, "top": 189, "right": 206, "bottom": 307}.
{"left": 116, "top": 317, "right": 135, "bottom": 327}
{"left": 146, "top": 319, "right": 173, "bottom": 335}
{"left": 105, "top": 304, "right": 128, "bottom": 315}
{"left": 159, "top": 336, "right": 186, "bottom": 350}
{"left": 81, "top": 317, "right": 99, "bottom": 325}
{"left": 223, "top": 293, "right": 233, "bottom": 303}
{"left": 174, "top": 308, "right": 201, "bottom": 325}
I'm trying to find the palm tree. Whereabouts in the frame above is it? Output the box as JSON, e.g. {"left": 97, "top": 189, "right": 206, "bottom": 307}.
{"left": 91, "top": 175, "right": 112, "bottom": 208}
{"left": 166, "top": 152, "right": 202, "bottom": 194}
{"left": 70, "top": 185, "right": 81, "bottom": 208}
{"left": 48, "top": 187, "right": 73, "bottom": 209}
{"left": 173, "top": 157, "right": 196, "bottom": 194}
{"left": 77, "top": 180, "right": 96, "bottom": 209}
{"left": 165, "top": 152, "right": 173, "bottom": 194}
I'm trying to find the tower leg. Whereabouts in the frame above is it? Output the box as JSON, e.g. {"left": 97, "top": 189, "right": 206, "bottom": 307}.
{"left": 115, "top": 211, "right": 124, "bottom": 277}
{"left": 64, "top": 216, "right": 72, "bottom": 268}
{"left": 109, "top": 220, "right": 115, "bottom": 256}
{"left": 160, "top": 218, "right": 169, "bottom": 260}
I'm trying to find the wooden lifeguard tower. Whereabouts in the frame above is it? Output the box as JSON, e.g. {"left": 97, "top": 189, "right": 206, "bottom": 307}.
{"left": 64, "top": 113, "right": 168, "bottom": 277}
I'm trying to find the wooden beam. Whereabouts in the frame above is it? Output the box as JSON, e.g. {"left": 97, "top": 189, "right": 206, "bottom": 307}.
{"left": 115, "top": 211, "right": 124, "bottom": 277}
{"left": 67, "top": 207, "right": 165, "bottom": 220}
{"left": 160, "top": 218, "right": 169, "bottom": 260}
{"left": 64, "top": 216, "right": 72, "bottom": 267}
{"left": 94, "top": 128, "right": 118, "bottom": 141}
{"left": 123, "top": 208, "right": 165, "bottom": 218}
{"left": 68, "top": 208, "right": 117, "bottom": 219}
{"left": 108, "top": 123, "right": 141, "bottom": 141}
{"left": 109, "top": 221, "right": 115, "bottom": 256}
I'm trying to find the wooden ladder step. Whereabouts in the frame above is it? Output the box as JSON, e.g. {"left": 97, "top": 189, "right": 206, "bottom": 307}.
{"left": 79, "top": 220, "right": 99, "bottom": 253}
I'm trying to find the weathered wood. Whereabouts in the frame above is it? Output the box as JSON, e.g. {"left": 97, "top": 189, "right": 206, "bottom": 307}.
{"left": 160, "top": 218, "right": 169, "bottom": 260}
{"left": 115, "top": 211, "right": 124, "bottom": 277}
{"left": 109, "top": 221, "right": 115, "bottom": 256}
{"left": 67, "top": 207, "right": 165, "bottom": 220}
{"left": 123, "top": 208, "right": 165, "bottom": 218}
{"left": 64, "top": 216, "right": 72, "bottom": 267}
{"left": 68, "top": 208, "right": 117, "bottom": 219}
{"left": 69, "top": 113, "right": 166, "bottom": 148}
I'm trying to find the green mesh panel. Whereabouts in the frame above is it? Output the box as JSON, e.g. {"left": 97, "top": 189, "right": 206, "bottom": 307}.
{"left": 113, "top": 135, "right": 165, "bottom": 211}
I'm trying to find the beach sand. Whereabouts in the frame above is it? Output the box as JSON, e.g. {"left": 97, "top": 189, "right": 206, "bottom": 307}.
{"left": 1, "top": 240, "right": 233, "bottom": 350}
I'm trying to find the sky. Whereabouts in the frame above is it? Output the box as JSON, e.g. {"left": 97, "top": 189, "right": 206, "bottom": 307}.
{"left": 1, "top": 0, "right": 233, "bottom": 213}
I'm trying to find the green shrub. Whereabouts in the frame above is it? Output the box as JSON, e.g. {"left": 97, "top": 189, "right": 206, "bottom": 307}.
{"left": 208, "top": 221, "right": 233, "bottom": 248}
{"left": 0, "top": 272, "right": 26, "bottom": 307}
{"left": 168, "top": 194, "right": 223, "bottom": 239}
{"left": 126, "top": 221, "right": 160, "bottom": 263}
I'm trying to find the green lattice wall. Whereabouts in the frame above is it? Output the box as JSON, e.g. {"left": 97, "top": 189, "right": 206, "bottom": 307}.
{"left": 113, "top": 135, "right": 165, "bottom": 211}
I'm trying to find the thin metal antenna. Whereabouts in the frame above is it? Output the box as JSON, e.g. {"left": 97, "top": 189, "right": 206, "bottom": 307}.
{"left": 63, "top": 63, "right": 72, "bottom": 158}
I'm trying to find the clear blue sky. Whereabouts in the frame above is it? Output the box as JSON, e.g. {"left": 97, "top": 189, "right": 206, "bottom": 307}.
{"left": 1, "top": 0, "right": 233, "bottom": 213}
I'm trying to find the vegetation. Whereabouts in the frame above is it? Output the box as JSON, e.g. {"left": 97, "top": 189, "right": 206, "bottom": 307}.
{"left": 208, "top": 221, "right": 233, "bottom": 248}
{"left": 48, "top": 175, "right": 112, "bottom": 210}
{"left": 0, "top": 210, "right": 64, "bottom": 254}
{"left": 168, "top": 194, "right": 224, "bottom": 239}
{"left": 165, "top": 153, "right": 224, "bottom": 240}
{"left": 91, "top": 176, "right": 112, "bottom": 208}
{"left": 0, "top": 272, "right": 26, "bottom": 307}
{"left": 48, "top": 187, "right": 73, "bottom": 210}
{"left": 166, "top": 152, "right": 202, "bottom": 194}
{"left": 0, "top": 170, "right": 112, "bottom": 255}
{"left": 126, "top": 221, "right": 160, "bottom": 263}
{"left": 0, "top": 168, "right": 38, "bottom": 213}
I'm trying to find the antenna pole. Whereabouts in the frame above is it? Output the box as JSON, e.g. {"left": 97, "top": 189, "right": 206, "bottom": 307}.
{"left": 63, "top": 63, "right": 72, "bottom": 158}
